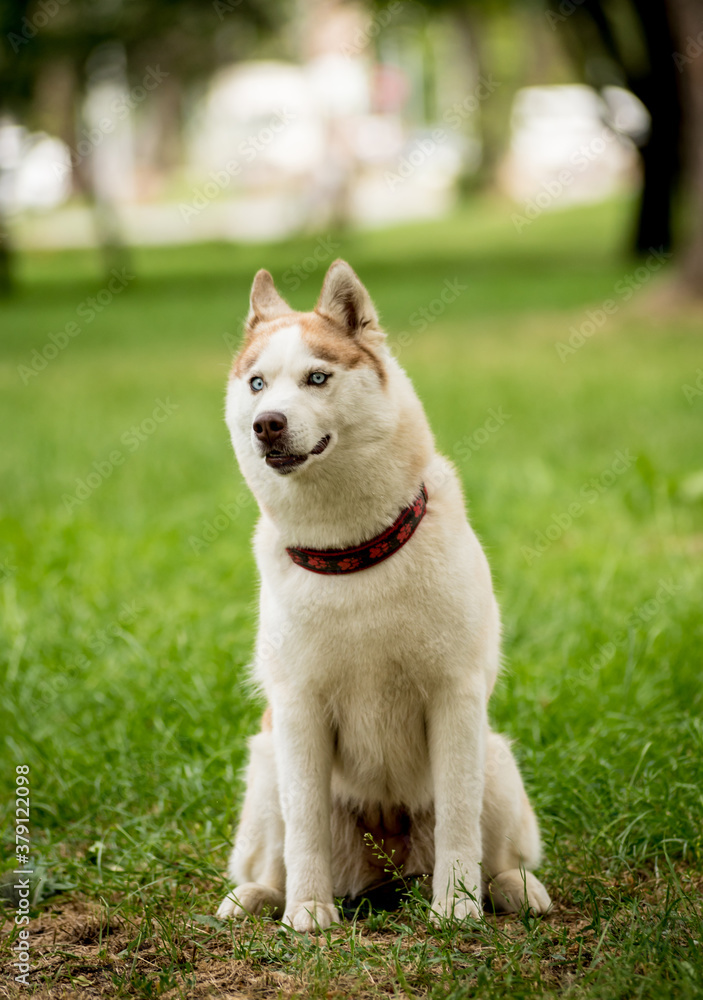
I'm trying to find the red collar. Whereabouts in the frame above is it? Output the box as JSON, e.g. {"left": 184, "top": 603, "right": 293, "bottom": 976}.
{"left": 286, "top": 484, "right": 428, "bottom": 575}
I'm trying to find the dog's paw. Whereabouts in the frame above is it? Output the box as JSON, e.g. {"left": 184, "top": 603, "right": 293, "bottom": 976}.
{"left": 283, "top": 900, "right": 340, "bottom": 933}
{"left": 430, "top": 894, "right": 482, "bottom": 926}
{"left": 216, "top": 882, "right": 285, "bottom": 920}
{"left": 487, "top": 870, "right": 551, "bottom": 915}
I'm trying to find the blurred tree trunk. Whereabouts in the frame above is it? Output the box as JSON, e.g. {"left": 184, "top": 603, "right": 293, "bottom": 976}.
{"left": 61, "top": 61, "right": 132, "bottom": 281}
{"left": 629, "top": 1, "right": 682, "bottom": 254}
{"left": 668, "top": 0, "right": 703, "bottom": 296}
{"left": 552, "top": 0, "right": 683, "bottom": 255}
{"left": 452, "top": 9, "right": 487, "bottom": 163}
{"left": 0, "top": 210, "right": 12, "bottom": 297}
{"left": 452, "top": 6, "right": 505, "bottom": 183}
{"left": 139, "top": 73, "right": 184, "bottom": 182}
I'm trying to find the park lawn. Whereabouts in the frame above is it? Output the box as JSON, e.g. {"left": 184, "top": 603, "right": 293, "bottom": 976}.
{"left": 0, "top": 194, "right": 702, "bottom": 999}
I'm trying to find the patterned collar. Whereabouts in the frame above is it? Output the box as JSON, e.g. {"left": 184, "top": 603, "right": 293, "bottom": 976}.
{"left": 286, "top": 484, "right": 428, "bottom": 575}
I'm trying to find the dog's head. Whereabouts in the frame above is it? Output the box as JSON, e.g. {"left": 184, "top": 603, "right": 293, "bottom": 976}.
{"left": 226, "top": 260, "right": 398, "bottom": 496}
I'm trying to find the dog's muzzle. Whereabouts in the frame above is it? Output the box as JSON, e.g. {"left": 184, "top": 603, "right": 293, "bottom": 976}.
{"left": 254, "top": 418, "right": 331, "bottom": 473}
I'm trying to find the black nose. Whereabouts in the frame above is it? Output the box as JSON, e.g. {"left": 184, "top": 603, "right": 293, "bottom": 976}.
{"left": 253, "top": 411, "right": 288, "bottom": 448}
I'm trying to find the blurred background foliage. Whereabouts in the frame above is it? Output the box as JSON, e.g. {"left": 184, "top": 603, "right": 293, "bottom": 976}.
{"left": 0, "top": 0, "right": 702, "bottom": 298}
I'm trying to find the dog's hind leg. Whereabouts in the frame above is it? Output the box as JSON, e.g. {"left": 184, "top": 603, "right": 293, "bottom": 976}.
{"left": 217, "top": 713, "right": 286, "bottom": 920}
{"left": 480, "top": 731, "right": 551, "bottom": 915}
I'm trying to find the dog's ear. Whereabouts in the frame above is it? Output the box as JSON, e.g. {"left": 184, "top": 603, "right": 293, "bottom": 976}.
{"left": 315, "top": 260, "right": 379, "bottom": 337}
{"left": 248, "top": 270, "right": 291, "bottom": 328}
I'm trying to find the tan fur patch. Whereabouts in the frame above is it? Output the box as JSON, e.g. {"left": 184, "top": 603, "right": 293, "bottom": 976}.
{"left": 301, "top": 312, "right": 387, "bottom": 385}
{"left": 260, "top": 706, "right": 273, "bottom": 732}
{"left": 230, "top": 311, "right": 386, "bottom": 384}
{"left": 230, "top": 315, "right": 295, "bottom": 379}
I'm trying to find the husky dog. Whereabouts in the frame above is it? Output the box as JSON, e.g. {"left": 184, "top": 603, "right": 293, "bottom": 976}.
{"left": 217, "top": 261, "right": 550, "bottom": 931}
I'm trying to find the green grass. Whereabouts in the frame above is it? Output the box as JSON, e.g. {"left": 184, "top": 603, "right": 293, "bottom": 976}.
{"left": 1, "top": 194, "right": 702, "bottom": 998}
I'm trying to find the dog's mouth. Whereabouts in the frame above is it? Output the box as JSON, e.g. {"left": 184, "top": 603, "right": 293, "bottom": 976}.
{"left": 265, "top": 434, "right": 331, "bottom": 473}
{"left": 310, "top": 434, "right": 331, "bottom": 455}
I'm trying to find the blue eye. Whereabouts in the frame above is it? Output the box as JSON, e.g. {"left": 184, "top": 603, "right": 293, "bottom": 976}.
{"left": 308, "top": 372, "right": 329, "bottom": 386}
{"left": 250, "top": 376, "right": 264, "bottom": 392}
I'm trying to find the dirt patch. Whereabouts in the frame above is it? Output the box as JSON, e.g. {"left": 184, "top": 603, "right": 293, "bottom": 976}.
{"left": 1, "top": 870, "right": 701, "bottom": 999}
{"left": 2, "top": 897, "right": 296, "bottom": 999}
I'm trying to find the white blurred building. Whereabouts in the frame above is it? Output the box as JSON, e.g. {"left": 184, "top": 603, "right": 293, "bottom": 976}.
{"left": 0, "top": 122, "right": 71, "bottom": 215}
{"left": 186, "top": 50, "right": 468, "bottom": 237}
{"left": 501, "top": 84, "right": 649, "bottom": 208}
{"left": 4, "top": 9, "right": 648, "bottom": 249}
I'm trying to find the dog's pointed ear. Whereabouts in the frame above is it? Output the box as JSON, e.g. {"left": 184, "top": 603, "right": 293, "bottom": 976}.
{"left": 315, "top": 260, "right": 379, "bottom": 337}
{"left": 248, "top": 270, "right": 291, "bottom": 327}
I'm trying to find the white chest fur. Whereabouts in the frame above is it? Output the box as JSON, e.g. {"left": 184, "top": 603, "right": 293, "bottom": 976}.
{"left": 252, "top": 457, "right": 500, "bottom": 810}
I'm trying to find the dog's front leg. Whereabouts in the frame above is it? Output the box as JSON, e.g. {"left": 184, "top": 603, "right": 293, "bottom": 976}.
{"left": 428, "top": 678, "right": 486, "bottom": 922}
{"left": 274, "top": 693, "right": 339, "bottom": 932}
